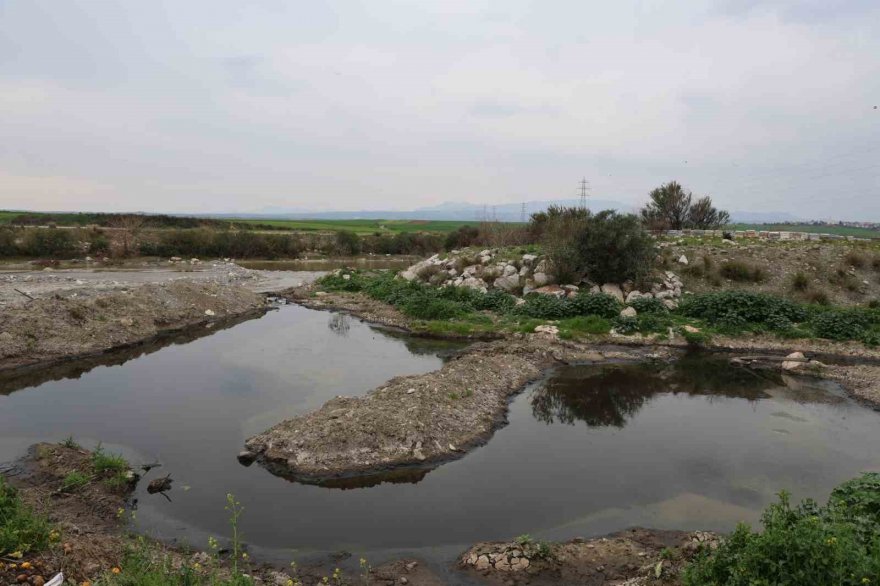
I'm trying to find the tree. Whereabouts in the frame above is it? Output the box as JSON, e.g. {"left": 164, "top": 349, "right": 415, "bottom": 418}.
{"left": 575, "top": 211, "right": 655, "bottom": 285}
{"left": 640, "top": 181, "right": 730, "bottom": 230}
{"left": 110, "top": 214, "right": 146, "bottom": 256}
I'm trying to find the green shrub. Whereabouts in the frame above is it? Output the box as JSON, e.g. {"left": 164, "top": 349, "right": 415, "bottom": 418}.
{"left": 0, "top": 228, "right": 18, "bottom": 257}
{"left": 844, "top": 250, "right": 867, "bottom": 268}
{"left": 471, "top": 289, "right": 516, "bottom": 313}
{"left": 444, "top": 226, "right": 481, "bottom": 250}
{"left": 680, "top": 291, "right": 806, "bottom": 328}
{"left": 806, "top": 289, "right": 831, "bottom": 305}
{"left": 629, "top": 296, "right": 667, "bottom": 314}
{"left": 332, "top": 230, "right": 361, "bottom": 256}
{"left": 0, "top": 476, "right": 52, "bottom": 556}
{"left": 575, "top": 211, "right": 656, "bottom": 284}
{"left": 718, "top": 261, "right": 767, "bottom": 283}
{"left": 91, "top": 444, "right": 128, "bottom": 474}
{"left": 513, "top": 294, "right": 571, "bottom": 320}
{"left": 568, "top": 292, "right": 621, "bottom": 318}
{"left": 61, "top": 471, "right": 90, "bottom": 493}
{"left": 684, "top": 475, "right": 880, "bottom": 586}
{"left": 20, "top": 228, "right": 76, "bottom": 257}
{"left": 612, "top": 315, "right": 639, "bottom": 334}
{"left": 810, "top": 308, "right": 872, "bottom": 341}
{"left": 401, "top": 295, "right": 466, "bottom": 320}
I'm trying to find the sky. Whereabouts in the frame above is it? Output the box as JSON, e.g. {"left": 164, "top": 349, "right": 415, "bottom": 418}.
{"left": 0, "top": 0, "right": 878, "bottom": 219}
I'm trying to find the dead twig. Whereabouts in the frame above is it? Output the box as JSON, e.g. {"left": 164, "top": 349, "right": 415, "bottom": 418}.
{"left": 13, "top": 288, "right": 36, "bottom": 301}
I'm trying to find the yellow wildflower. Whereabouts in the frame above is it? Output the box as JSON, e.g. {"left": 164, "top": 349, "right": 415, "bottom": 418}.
{"left": 112, "top": 567, "right": 121, "bottom": 574}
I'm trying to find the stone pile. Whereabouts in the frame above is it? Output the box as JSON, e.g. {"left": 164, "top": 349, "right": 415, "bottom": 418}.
{"left": 397, "top": 249, "right": 685, "bottom": 314}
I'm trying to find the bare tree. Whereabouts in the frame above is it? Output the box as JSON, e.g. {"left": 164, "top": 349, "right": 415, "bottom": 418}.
{"left": 111, "top": 214, "right": 146, "bottom": 257}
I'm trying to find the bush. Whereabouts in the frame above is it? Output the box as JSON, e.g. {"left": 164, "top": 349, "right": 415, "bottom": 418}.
{"left": 684, "top": 474, "right": 880, "bottom": 586}
{"left": 513, "top": 294, "right": 571, "bottom": 320}
{"left": 139, "top": 229, "right": 303, "bottom": 259}
{"left": 806, "top": 289, "right": 831, "bottom": 305}
{"left": 568, "top": 292, "right": 622, "bottom": 318}
{"left": 810, "top": 308, "right": 872, "bottom": 341}
{"left": 575, "top": 211, "right": 656, "bottom": 284}
{"left": 444, "top": 225, "right": 481, "bottom": 250}
{"left": 0, "top": 229, "right": 18, "bottom": 256}
{"left": 629, "top": 296, "right": 667, "bottom": 314}
{"left": 680, "top": 291, "right": 807, "bottom": 329}
{"left": 332, "top": 230, "right": 361, "bottom": 256}
{"left": 20, "top": 228, "right": 76, "bottom": 257}
{"left": 640, "top": 181, "right": 730, "bottom": 230}
{"left": 719, "top": 261, "right": 767, "bottom": 283}
{"left": 536, "top": 207, "right": 591, "bottom": 283}
{"left": 558, "top": 315, "right": 612, "bottom": 336}
{"left": 844, "top": 250, "right": 867, "bottom": 268}
{"left": 402, "top": 296, "right": 466, "bottom": 320}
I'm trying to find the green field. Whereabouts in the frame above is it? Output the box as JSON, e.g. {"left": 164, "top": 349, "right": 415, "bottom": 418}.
{"left": 733, "top": 223, "right": 880, "bottom": 239}
{"left": 234, "top": 218, "right": 479, "bottom": 234}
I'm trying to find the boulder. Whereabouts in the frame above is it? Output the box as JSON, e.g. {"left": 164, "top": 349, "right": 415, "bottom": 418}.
{"left": 662, "top": 299, "right": 678, "bottom": 310}
{"left": 600, "top": 283, "right": 625, "bottom": 303}
{"left": 460, "top": 277, "right": 488, "bottom": 292}
{"left": 494, "top": 275, "right": 521, "bottom": 292}
{"left": 625, "top": 290, "right": 644, "bottom": 303}
{"left": 533, "top": 272, "right": 553, "bottom": 287}
{"left": 677, "top": 255, "right": 689, "bottom": 265}
{"left": 782, "top": 351, "right": 807, "bottom": 371}
{"left": 522, "top": 254, "right": 538, "bottom": 265}
{"left": 534, "top": 285, "right": 566, "bottom": 299}
{"left": 534, "top": 324, "right": 560, "bottom": 335}
{"left": 502, "top": 264, "right": 518, "bottom": 277}
{"left": 620, "top": 306, "right": 638, "bottom": 318}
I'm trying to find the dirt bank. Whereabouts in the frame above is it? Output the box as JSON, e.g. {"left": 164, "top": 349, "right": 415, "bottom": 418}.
{"left": 244, "top": 337, "right": 672, "bottom": 483}
{"left": 0, "top": 280, "right": 268, "bottom": 372}
{"left": 459, "top": 529, "right": 719, "bottom": 586}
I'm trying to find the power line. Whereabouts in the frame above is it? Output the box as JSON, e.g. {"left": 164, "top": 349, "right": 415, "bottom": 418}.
{"left": 578, "top": 177, "right": 590, "bottom": 209}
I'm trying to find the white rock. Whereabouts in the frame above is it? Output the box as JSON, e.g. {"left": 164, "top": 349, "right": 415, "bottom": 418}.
{"left": 494, "top": 275, "right": 521, "bottom": 292}
{"left": 782, "top": 351, "right": 806, "bottom": 371}
{"left": 205, "top": 309, "right": 215, "bottom": 316}
{"left": 677, "top": 255, "right": 689, "bottom": 265}
{"left": 600, "top": 283, "right": 625, "bottom": 303}
{"left": 533, "top": 272, "right": 553, "bottom": 287}
{"left": 620, "top": 306, "right": 638, "bottom": 318}
{"left": 534, "top": 324, "right": 559, "bottom": 335}
{"left": 625, "top": 290, "right": 643, "bottom": 303}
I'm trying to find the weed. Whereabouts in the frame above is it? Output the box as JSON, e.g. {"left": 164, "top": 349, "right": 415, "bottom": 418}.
{"left": 0, "top": 476, "right": 52, "bottom": 556}
{"left": 718, "top": 261, "right": 767, "bottom": 283}
{"left": 806, "top": 289, "right": 831, "bottom": 305}
{"left": 791, "top": 271, "right": 809, "bottom": 291}
{"left": 91, "top": 443, "right": 128, "bottom": 474}
{"left": 60, "top": 471, "right": 90, "bottom": 493}
{"left": 558, "top": 315, "right": 612, "bottom": 336}
{"left": 844, "top": 250, "right": 867, "bottom": 268}
{"left": 61, "top": 435, "right": 80, "bottom": 449}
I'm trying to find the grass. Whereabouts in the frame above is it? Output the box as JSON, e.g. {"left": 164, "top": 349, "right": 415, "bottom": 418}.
{"left": 0, "top": 476, "right": 53, "bottom": 556}
{"left": 718, "top": 261, "right": 767, "bottom": 283}
{"left": 91, "top": 444, "right": 128, "bottom": 474}
{"left": 221, "top": 218, "right": 481, "bottom": 234}
{"left": 60, "top": 471, "right": 90, "bottom": 493}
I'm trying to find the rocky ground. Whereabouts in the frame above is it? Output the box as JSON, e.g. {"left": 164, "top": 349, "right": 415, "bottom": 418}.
{"left": 459, "top": 529, "right": 720, "bottom": 586}
{"left": 667, "top": 239, "right": 880, "bottom": 306}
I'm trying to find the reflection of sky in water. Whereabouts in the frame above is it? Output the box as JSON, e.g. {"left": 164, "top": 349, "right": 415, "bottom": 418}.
{"left": 1, "top": 314, "right": 879, "bottom": 555}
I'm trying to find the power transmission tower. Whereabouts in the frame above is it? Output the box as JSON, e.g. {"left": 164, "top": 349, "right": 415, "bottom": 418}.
{"left": 491, "top": 205, "right": 497, "bottom": 222}
{"left": 578, "top": 177, "right": 591, "bottom": 209}
{"left": 520, "top": 202, "right": 527, "bottom": 223}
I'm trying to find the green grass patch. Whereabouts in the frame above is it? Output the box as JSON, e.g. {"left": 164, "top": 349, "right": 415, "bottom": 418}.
{"left": 0, "top": 476, "right": 53, "bottom": 556}
{"left": 60, "top": 471, "right": 90, "bottom": 493}
{"left": 91, "top": 444, "right": 128, "bottom": 474}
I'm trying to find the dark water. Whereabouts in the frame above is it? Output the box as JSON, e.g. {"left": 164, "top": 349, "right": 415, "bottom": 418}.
{"left": 2, "top": 307, "right": 879, "bottom": 560}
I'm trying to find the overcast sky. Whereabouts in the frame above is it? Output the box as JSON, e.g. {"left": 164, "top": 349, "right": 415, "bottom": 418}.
{"left": 1, "top": 0, "right": 878, "bottom": 219}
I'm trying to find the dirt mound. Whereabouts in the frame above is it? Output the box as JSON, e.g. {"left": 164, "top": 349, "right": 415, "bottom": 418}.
{"left": 0, "top": 280, "right": 266, "bottom": 371}
{"left": 244, "top": 338, "right": 664, "bottom": 483}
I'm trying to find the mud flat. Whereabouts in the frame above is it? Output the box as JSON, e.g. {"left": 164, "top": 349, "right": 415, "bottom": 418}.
{"left": 243, "top": 337, "right": 671, "bottom": 483}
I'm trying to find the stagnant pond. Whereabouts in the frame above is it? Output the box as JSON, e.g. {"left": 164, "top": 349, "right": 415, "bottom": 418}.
{"left": 2, "top": 304, "right": 880, "bottom": 561}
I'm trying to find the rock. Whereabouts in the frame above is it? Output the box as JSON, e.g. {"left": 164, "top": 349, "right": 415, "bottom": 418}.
{"left": 655, "top": 290, "right": 673, "bottom": 300}
{"left": 399, "top": 270, "right": 418, "bottom": 281}
{"left": 683, "top": 325, "right": 701, "bottom": 333}
{"left": 494, "top": 275, "right": 521, "bottom": 292}
{"left": 678, "top": 255, "right": 689, "bottom": 265}
{"left": 502, "top": 264, "right": 518, "bottom": 277}
{"left": 522, "top": 254, "right": 538, "bottom": 264}
{"left": 534, "top": 285, "right": 566, "bottom": 298}
{"left": 600, "top": 283, "right": 625, "bottom": 303}
{"left": 514, "top": 297, "right": 526, "bottom": 306}
{"left": 237, "top": 450, "right": 257, "bottom": 466}
{"left": 532, "top": 272, "right": 552, "bottom": 287}
{"left": 399, "top": 578, "right": 409, "bottom": 584}
{"left": 620, "top": 306, "right": 637, "bottom": 318}
{"left": 204, "top": 309, "right": 215, "bottom": 316}
{"left": 405, "top": 561, "right": 418, "bottom": 571}
{"left": 662, "top": 299, "right": 678, "bottom": 310}
{"left": 118, "top": 317, "right": 134, "bottom": 327}
{"left": 461, "top": 277, "right": 488, "bottom": 292}
{"left": 475, "top": 556, "right": 491, "bottom": 571}
{"left": 534, "top": 324, "right": 559, "bottom": 335}
{"left": 782, "top": 351, "right": 806, "bottom": 371}
{"left": 625, "top": 290, "right": 643, "bottom": 303}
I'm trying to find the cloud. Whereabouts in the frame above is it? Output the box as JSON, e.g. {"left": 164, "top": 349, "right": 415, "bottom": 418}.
{"left": 0, "top": 0, "right": 878, "bottom": 218}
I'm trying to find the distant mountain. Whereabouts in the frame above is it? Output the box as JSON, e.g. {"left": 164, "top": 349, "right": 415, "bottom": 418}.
{"left": 728, "top": 211, "right": 800, "bottom": 224}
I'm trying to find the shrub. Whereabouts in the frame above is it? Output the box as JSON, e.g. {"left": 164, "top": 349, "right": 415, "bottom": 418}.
{"left": 20, "top": 228, "right": 76, "bottom": 257}
{"left": 513, "top": 294, "right": 571, "bottom": 320}
{"left": 640, "top": 181, "right": 730, "bottom": 230}
{"left": 0, "top": 476, "right": 52, "bottom": 556}
{"left": 680, "top": 291, "right": 806, "bottom": 328}
{"left": 568, "top": 292, "right": 621, "bottom": 318}
{"left": 401, "top": 295, "right": 466, "bottom": 320}
{"left": 612, "top": 315, "right": 639, "bottom": 334}
{"left": 0, "top": 228, "right": 18, "bottom": 257}
{"left": 791, "top": 271, "right": 809, "bottom": 291}
{"left": 444, "top": 225, "right": 481, "bottom": 250}
{"left": 61, "top": 471, "right": 90, "bottom": 493}
{"left": 332, "top": 230, "right": 361, "bottom": 256}
{"left": 629, "top": 296, "right": 667, "bottom": 314}
{"left": 537, "top": 207, "right": 591, "bottom": 283}
{"left": 719, "top": 261, "right": 767, "bottom": 283}
{"left": 558, "top": 315, "right": 612, "bottom": 336}
{"left": 844, "top": 250, "right": 867, "bottom": 268}
{"left": 810, "top": 308, "right": 872, "bottom": 341}
{"left": 575, "top": 211, "right": 656, "bottom": 284}
{"left": 91, "top": 444, "right": 128, "bottom": 474}
{"left": 806, "top": 289, "right": 831, "bottom": 305}
{"left": 684, "top": 475, "right": 880, "bottom": 586}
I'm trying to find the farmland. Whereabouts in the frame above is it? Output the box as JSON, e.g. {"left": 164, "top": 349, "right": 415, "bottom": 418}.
{"left": 733, "top": 222, "right": 880, "bottom": 239}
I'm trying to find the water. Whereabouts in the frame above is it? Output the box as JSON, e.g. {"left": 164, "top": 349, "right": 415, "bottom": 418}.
{"left": 237, "top": 257, "right": 418, "bottom": 272}
{"left": 2, "top": 308, "right": 879, "bottom": 559}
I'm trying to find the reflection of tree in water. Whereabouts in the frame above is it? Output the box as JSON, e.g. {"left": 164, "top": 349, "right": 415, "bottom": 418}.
{"left": 370, "top": 326, "right": 470, "bottom": 359}
{"left": 531, "top": 355, "right": 780, "bottom": 428}
{"left": 327, "top": 313, "right": 351, "bottom": 337}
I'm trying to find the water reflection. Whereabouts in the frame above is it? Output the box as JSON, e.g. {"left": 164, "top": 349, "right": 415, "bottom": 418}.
{"left": 327, "top": 313, "right": 351, "bottom": 337}
{"left": 531, "top": 355, "right": 779, "bottom": 428}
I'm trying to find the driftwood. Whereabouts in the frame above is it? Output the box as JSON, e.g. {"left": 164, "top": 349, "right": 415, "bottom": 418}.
{"left": 13, "top": 288, "right": 35, "bottom": 301}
